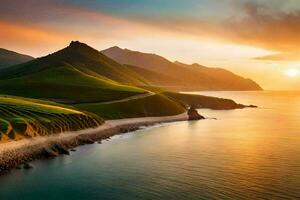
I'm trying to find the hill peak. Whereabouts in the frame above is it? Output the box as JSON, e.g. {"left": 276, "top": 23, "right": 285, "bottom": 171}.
{"left": 110, "top": 46, "right": 123, "bottom": 50}
{"left": 0, "top": 41, "right": 148, "bottom": 86}
{"left": 175, "top": 61, "right": 208, "bottom": 69}
{"left": 63, "top": 41, "right": 101, "bottom": 56}
{"left": 174, "top": 61, "right": 184, "bottom": 65}
{"left": 69, "top": 41, "right": 89, "bottom": 48}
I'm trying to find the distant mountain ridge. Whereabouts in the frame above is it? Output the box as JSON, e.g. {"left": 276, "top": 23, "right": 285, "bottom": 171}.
{"left": 102, "top": 46, "right": 262, "bottom": 91}
{"left": 0, "top": 48, "right": 34, "bottom": 68}
{"left": 174, "top": 61, "right": 262, "bottom": 91}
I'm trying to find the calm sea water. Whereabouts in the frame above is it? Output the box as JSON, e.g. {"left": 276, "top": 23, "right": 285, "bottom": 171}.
{"left": 0, "top": 91, "right": 300, "bottom": 200}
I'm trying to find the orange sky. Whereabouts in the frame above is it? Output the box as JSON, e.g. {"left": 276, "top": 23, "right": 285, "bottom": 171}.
{"left": 0, "top": 0, "right": 299, "bottom": 90}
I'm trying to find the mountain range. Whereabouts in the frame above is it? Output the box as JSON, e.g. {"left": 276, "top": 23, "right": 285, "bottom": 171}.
{"left": 0, "top": 41, "right": 255, "bottom": 116}
{"left": 102, "top": 46, "right": 262, "bottom": 91}
{"left": 0, "top": 43, "right": 262, "bottom": 92}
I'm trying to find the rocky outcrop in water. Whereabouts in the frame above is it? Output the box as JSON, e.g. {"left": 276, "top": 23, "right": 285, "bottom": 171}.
{"left": 23, "top": 163, "right": 33, "bottom": 169}
{"left": 52, "top": 144, "right": 70, "bottom": 155}
{"left": 187, "top": 106, "right": 205, "bottom": 121}
{"left": 41, "top": 147, "right": 59, "bottom": 158}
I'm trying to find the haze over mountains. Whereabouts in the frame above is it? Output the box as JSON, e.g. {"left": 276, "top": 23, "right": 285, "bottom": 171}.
{"left": 102, "top": 46, "right": 262, "bottom": 91}
{"left": 0, "top": 48, "right": 33, "bottom": 69}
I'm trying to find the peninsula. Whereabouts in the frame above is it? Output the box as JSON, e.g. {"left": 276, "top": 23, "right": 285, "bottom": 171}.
{"left": 0, "top": 41, "right": 258, "bottom": 173}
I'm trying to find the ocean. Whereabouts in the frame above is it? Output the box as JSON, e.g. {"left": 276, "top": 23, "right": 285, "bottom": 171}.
{"left": 0, "top": 91, "right": 299, "bottom": 200}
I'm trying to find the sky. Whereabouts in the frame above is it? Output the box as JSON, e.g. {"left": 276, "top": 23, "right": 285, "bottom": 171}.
{"left": 0, "top": 0, "right": 300, "bottom": 90}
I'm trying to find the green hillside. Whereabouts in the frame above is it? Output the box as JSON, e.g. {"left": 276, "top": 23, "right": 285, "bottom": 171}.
{"left": 0, "top": 96, "right": 103, "bottom": 141}
{"left": 0, "top": 42, "right": 147, "bottom": 103}
{"left": 0, "top": 41, "right": 147, "bottom": 85}
{"left": 164, "top": 92, "right": 244, "bottom": 110}
{"left": 0, "top": 65, "right": 145, "bottom": 103}
{"left": 75, "top": 94, "right": 185, "bottom": 119}
{"left": 0, "top": 41, "right": 249, "bottom": 142}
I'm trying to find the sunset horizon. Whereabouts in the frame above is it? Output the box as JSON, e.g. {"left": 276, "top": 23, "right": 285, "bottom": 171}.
{"left": 0, "top": 1, "right": 299, "bottom": 200}
{"left": 1, "top": 0, "right": 300, "bottom": 90}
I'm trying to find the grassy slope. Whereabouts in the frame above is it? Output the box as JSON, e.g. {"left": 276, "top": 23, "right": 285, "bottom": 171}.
{"left": 0, "top": 95, "right": 103, "bottom": 141}
{"left": 0, "top": 42, "right": 188, "bottom": 142}
{"left": 0, "top": 42, "right": 249, "bottom": 142}
{"left": 164, "top": 92, "right": 244, "bottom": 110}
{"left": 0, "top": 65, "right": 145, "bottom": 103}
{"left": 75, "top": 94, "right": 185, "bottom": 119}
{"left": 0, "top": 42, "right": 147, "bottom": 86}
{"left": 0, "top": 42, "right": 150, "bottom": 103}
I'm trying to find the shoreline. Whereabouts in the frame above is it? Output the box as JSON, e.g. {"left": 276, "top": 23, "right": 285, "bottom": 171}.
{"left": 0, "top": 113, "right": 188, "bottom": 174}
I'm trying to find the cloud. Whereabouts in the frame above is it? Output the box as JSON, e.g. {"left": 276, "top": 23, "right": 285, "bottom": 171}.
{"left": 226, "top": 1, "right": 300, "bottom": 53}
{"left": 255, "top": 52, "right": 300, "bottom": 61}
{"left": 0, "top": 19, "right": 75, "bottom": 55}
{"left": 229, "top": 1, "right": 300, "bottom": 61}
{"left": 1, "top": 0, "right": 300, "bottom": 61}
{"left": 121, "top": 0, "right": 300, "bottom": 61}
{"left": 202, "top": 1, "right": 300, "bottom": 60}
{"left": 0, "top": 0, "right": 166, "bottom": 56}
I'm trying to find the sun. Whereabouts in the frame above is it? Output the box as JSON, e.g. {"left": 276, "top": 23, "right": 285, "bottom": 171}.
{"left": 285, "top": 68, "right": 299, "bottom": 77}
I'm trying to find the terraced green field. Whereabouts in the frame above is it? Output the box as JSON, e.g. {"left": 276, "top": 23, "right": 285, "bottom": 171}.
{"left": 0, "top": 96, "right": 103, "bottom": 141}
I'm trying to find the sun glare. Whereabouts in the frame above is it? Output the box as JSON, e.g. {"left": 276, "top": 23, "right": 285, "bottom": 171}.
{"left": 285, "top": 68, "right": 299, "bottom": 77}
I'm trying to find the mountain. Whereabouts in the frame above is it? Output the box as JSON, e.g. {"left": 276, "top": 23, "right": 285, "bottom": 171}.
{"left": 0, "top": 41, "right": 148, "bottom": 103}
{"left": 102, "top": 46, "right": 262, "bottom": 91}
{"left": 0, "top": 41, "right": 250, "bottom": 118}
{"left": 0, "top": 48, "right": 34, "bottom": 69}
{"left": 0, "top": 42, "right": 147, "bottom": 85}
{"left": 0, "top": 41, "right": 249, "bottom": 145}
{"left": 174, "top": 61, "right": 262, "bottom": 91}
{"left": 0, "top": 41, "right": 188, "bottom": 120}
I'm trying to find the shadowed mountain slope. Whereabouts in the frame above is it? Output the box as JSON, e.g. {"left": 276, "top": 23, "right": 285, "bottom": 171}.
{"left": 0, "top": 42, "right": 147, "bottom": 103}
{"left": 0, "top": 42, "right": 147, "bottom": 85}
{"left": 175, "top": 61, "right": 262, "bottom": 91}
{"left": 102, "top": 46, "right": 262, "bottom": 91}
{"left": 0, "top": 48, "right": 34, "bottom": 69}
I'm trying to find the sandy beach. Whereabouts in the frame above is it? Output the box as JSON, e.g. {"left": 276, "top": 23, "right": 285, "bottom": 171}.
{"left": 0, "top": 113, "right": 188, "bottom": 173}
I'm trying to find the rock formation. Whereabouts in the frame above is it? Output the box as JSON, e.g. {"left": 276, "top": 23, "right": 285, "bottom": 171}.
{"left": 187, "top": 105, "right": 205, "bottom": 121}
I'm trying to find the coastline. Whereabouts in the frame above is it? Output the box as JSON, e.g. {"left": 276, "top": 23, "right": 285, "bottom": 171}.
{"left": 0, "top": 112, "right": 188, "bottom": 174}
